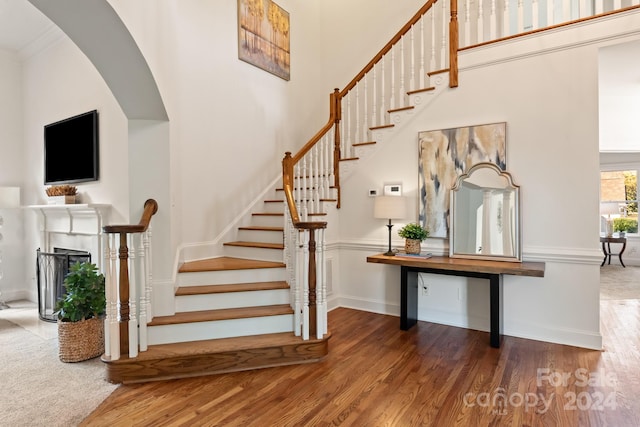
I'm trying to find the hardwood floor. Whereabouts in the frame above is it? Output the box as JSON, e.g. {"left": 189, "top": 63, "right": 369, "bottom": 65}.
{"left": 82, "top": 301, "right": 640, "bottom": 426}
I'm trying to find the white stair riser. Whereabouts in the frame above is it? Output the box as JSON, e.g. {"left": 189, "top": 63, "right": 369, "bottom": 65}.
{"left": 177, "top": 267, "right": 286, "bottom": 287}
{"left": 148, "top": 314, "right": 294, "bottom": 345}
{"left": 251, "top": 215, "right": 284, "bottom": 228}
{"left": 262, "top": 202, "right": 284, "bottom": 214}
{"left": 176, "top": 289, "right": 290, "bottom": 312}
{"left": 237, "top": 229, "right": 283, "bottom": 244}
{"left": 224, "top": 245, "right": 283, "bottom": 262}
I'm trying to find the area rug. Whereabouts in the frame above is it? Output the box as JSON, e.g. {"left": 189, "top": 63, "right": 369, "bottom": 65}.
{"left": 0, "top": 302, "right": 117, "bottom": 426}
{"left": 600, "top": 265, "right": 640, "bottom": 300}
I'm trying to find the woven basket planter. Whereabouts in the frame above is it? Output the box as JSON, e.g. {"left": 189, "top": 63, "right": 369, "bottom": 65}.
{"left": 57, "top": 317, "right": 104, "bottom": 363}
{"left": 405, "top": 239, "right": 422, "bottom": 254}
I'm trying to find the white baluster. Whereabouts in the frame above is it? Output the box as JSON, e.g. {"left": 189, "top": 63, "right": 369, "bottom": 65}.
{"left": 302, "top": 230, "right": 310, "bottom": 340}
{"left": 143, "top": 228, "right": 152, "bottom": 321}
{"left": 390, "top": 49, "right": 396, "bottom": 110}
{"left": 419, "top": 15, "right": 425, "bottom": 88}
{"left": 380, "top": 55, "right": 386, "bottom": 123}
{"left": 547, "top": 0, "right": 555, "bottom": 26}
{"left": 440, "top": 0, "right": 447, "bottom": 67}
{"left": 372, "top": 66, "right": 378, "bottom": 127}
{"left": 490, "top": 0, "right": 497, "bottom": 39}
{"left": 346, "top": 92, "right": 352, "bottom": 152}
{"left": 399, "top": 36, "right": 406, "bottom": 106}
{"left": 128, "top": 234, "right": 138, "bottom": 358}
{"left": 103, "top": 235, "right": 112, "bottom": 358}
{"left": 578, "top": 0, "right": 589, "bottom": 18}
{"left": 313, "top": 145, "right": 320, "bottom": 214}
{"left": 410, "top": 25, "right": 416, "bottom": 91}
{"left": 139, "top": 231, "right": 149, "bottom": 352}
{"left": 532, "top": 0, "right": 539, "bottom": 30}
{"left": 363, "top": 76, "right": 369, "bottom": 141}
{"left": 108, "top": 234, "right": 120, "bottom": 360}
{"left": 594, "top": 0, "right": 603, "bottom": 14}
{"left": 430, "top": 9, "right": 436, "bottom": 70}
{"left": 464, "top": 0, "right": 471, "bottom": 46}
{"left": 319, "top": 137, "right": 326, "bottom": 201}
{"left": 562, "top": 0, "right": 571, "bottom": 21}
{"left": 302, "top": 157, "right": 308, "bottom": 221}
{"left": 477, "top": 0, "right": 484, "bottom": 44}
{"left": 503, "top": 0, "right": 510, "bottom": 37}
{"left": 355, "top": 85, "right": 361, "bottom": 146}
{"left": 317, "top": 228, "right": 327, "bottom": 338}
{"left": 613, "top": 0, "right": 622, "bottom": 11}
{"left": 517, "top": 0, "right": 524, "bottom": 33}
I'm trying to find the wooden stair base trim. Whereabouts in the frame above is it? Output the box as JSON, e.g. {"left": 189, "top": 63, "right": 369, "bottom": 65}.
{"left": 176, "top": 281, "right": 289, "bottom": 296}
{"left": 179, "top": 257, "right": 285, "bottom": 273}
{"left": 149, "top": 304, "right": 294, "bottom": 326}
{"left": 102, "top": 333, "right": 331, "bottom": 384}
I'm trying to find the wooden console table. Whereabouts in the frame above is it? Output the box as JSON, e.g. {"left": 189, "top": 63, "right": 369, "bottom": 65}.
{"left": 600, "top": 236, "right": 626, "bottom": 268}
{"left": 366, "top": 254, "right": 545, "bottom": 348}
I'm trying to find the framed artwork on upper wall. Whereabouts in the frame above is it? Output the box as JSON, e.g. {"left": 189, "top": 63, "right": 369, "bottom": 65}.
{"left": 237, "top": 0, "right": 290, "bottom": 81}
{"left": 418, "top": 122, "right": 507, "bottom": 238}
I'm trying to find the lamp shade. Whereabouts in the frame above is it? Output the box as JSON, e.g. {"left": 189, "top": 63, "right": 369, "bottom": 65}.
{"left": 0, "top": 187, "right": 20, "bottom": 209}
{"left": 600, "top": 202, "right": 619, "bottom": 216}
{"left": 374, "top": 196, "right": 406, "bottom": 220}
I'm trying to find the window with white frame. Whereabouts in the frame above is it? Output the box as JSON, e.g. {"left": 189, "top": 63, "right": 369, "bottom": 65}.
{"left": 600, "top": 170, "right": 638, "bottom": 234}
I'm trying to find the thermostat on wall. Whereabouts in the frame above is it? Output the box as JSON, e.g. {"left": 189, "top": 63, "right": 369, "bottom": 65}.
{"left": 384, "top": 184, "right": 402, "bottom": 196}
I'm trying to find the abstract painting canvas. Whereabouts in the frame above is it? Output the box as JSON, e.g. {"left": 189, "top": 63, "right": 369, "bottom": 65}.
{"left": 418, "top": 122, "right": 506, "bottom": 238}
{"left": 238, "top": 0, "right": 290, "bottom": 81}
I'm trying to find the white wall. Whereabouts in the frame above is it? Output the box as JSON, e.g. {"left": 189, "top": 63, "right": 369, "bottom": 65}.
{"left": 0, "top": 49, "right": 23, "bottom": 185}
{"left": 333, "top": 13, "right": 640, "bottom": 350}
{"left": 21, "top": 37, "right": 129, "bottom": 299}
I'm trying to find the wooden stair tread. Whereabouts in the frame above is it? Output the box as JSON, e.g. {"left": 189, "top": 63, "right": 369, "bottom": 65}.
{"left": 340, "top": 157, "right": 359, "bottom": 162}
{"left": 407, "top": 86, "right": 435, "bottom": 95}
{"left": 388, "top": 105, "right": 415, "bottom": 113}
{"left": 176, "top": 281, "right": 289, "bottom": 296}
{"left": 264, "top": 200, "right": 283, "bottom": 203}
{"left": 353, "top": 141, "right": 376, "bottom": 147}
{"left": 223, "top": 241, "right": 284, "bottom": 249}
{"left": 179, "top": 257, "right": 285, "bottom": 273}
{"left": 104, "top": 332, "right": 330, "bottom": 363}
{"left": 370, "top": 124, "right": 395, "bottom": 130}
{"left": 102, "top": 332, "right": 331, "bottom": 383}
{"left": 238, "top": 226, "right": 284, "bottom": 232}
{"left": 252, "top": 212, "right": 284, "bottom": 216}
{"left": 149, "top": 304, "right": 294, "bottom": 326}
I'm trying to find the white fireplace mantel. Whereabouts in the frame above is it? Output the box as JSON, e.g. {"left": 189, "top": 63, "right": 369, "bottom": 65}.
{"left": 26, "top": 204, "right": 111, "bottom": 267}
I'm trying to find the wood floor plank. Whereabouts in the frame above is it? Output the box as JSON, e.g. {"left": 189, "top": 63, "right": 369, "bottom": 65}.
{"left": 82, "top": 302, "right": 640, "bottom": 427}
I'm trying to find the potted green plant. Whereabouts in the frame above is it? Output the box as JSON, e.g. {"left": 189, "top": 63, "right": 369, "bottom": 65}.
{"left": 613, "top": 217, "right": 638, "bottom": 237}
{"left": 55, "top": 261, "right": 106, "bottom": 362}
{"left": 398, "top": 223, "right": 429, "bottom": 254}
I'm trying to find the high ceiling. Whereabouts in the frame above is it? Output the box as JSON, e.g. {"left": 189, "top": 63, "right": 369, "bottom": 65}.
{"left": 0, "top": 0, "right": 58, "bottom": 54}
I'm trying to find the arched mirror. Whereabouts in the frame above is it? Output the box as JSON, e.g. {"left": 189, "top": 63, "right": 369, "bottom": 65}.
{"left": 450, "top": 162, "right": 521, "bottom": 262}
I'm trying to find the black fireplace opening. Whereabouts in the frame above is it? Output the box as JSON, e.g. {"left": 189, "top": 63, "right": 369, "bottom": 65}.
{"left": 36, "top": 248, "right": 91, "bottom": 322}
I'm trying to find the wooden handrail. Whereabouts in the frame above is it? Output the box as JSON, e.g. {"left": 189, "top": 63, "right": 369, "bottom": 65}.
{"left": 339, "top": 0, "right": 439, "bottom": 98}
{"left": 104, "top": 199, "right": 158, "bottom": 234}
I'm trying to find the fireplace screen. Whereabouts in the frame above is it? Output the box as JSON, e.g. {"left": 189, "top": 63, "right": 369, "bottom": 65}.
{"left": 36, "top": 248, "right": 91, "bottom": 322}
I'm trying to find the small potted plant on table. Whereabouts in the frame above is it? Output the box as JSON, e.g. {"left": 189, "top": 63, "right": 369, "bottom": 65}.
{"left": 398, "top": 222, "right": 429, "bottom": 254}
{"left": 614, "top": 217, "right": 638, "bottom": 237}
{"left": 55, "top": 261, "right": 106, "bottom": 362}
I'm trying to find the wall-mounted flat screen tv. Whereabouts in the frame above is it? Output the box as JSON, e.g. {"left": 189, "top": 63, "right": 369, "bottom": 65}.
{"left": 44, "top": 110, "right": 99, "bottom": 185}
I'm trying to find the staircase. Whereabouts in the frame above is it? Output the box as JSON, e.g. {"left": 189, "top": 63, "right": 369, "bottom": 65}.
{"left": 102, "top": 0, "right": 638, "bottom": 384}
{"left": 103, "top": 189, "right": 332, "bottom": 384}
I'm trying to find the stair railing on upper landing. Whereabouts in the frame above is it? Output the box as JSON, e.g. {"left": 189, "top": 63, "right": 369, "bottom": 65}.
{"left": 102, "top": 199, "right": 158, "bottom": 361}
{"left": 282, "top": 0, "right": 639, "bottom": 340}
